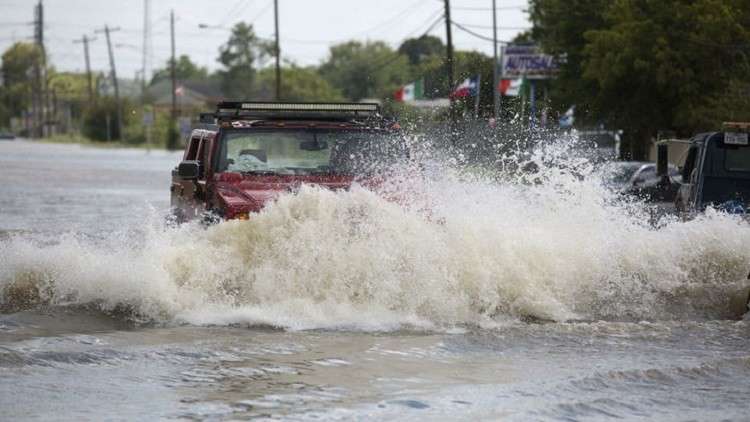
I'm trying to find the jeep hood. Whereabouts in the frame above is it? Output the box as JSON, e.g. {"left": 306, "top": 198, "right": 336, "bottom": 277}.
{"left": 213, "top": 174, "right": 355, "bottom": 216}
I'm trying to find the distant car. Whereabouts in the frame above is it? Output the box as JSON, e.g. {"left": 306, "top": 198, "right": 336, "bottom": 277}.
{"left": 599, "top": 161, "right": 650, "bottom": 191}
{"left": 599, "top": 161, "right": 681, "bottom": 204}
{"left": 627, "top": 163, "right": 680, "bottom": 189}
{"left": 0, "top": 132, "right": 16, "bottom": 140}
{"left": 621, "top": 162, "right": 681, "bottom": 203}
{"left": 600, "top": 161, "right": 679, "bottom": 189}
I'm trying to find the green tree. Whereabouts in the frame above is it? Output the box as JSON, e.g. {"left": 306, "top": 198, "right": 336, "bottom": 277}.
{"left": 528, "top": 0, "right": 609, "bottom": 124}
{"left": 48, "top": 72, "right": 90, "bottom": 101}
{"left": 255, "top": 64, "right": 343, "bottom": 101}
{"left": 582, "top": 0, "right": 750, "bottom": 158}
{"left": 81, "top": 96, "right": 132, "bottom": 141}
{"left": 398, "top": 35, "right": 444, "bottom": 65}
{"left": 217, "top": 22, "right": 272, "bottom": 98}
{"left": 319, "top": 41, "right": 410, "bottom": 101}
{"left": 530, "top": 0, "right": 750, "bottom": 159}
{"left": 150, "top": 55, "right": 209, "bottom": 86}
{"left": 0, "top": 42, "right": 43, "bottom": 124}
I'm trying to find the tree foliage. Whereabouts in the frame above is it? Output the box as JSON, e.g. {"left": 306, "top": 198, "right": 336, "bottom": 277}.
{"left": 319, "top": 41, "right": 410, "bottom": 100}
{"left": 0, "top": 42, "right": 43, "bottom": 124}
{"left": 584, "top": 0, "right": 750, "bottom": 157}
{"left": 398, "top": 35, "right": 444, "bottom": 65}
{"left": 530, "top": 0, "right": 750, "bottom": 159}
{"left": 528, "top": 0, "right": 609, "bottom": 121}
{"left": 81, "top": 96, "right": 132, "bottom": 141}
{"left": 255, "top": 65, "right": 344, "bottom": 102}
{"left": 217, "top": 22, "right": 272, "bottom": 98}
{"left": 150, "top": 55, "right": 209, "bottom": 86}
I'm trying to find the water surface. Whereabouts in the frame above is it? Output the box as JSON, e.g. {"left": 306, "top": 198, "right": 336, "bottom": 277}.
{"left": 1, "top": 140, "right": 749, "bottom": 421}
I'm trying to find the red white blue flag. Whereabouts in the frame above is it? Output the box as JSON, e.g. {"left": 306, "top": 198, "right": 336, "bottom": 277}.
{"left": 450, "top": 76, "right": 479, "bottom": 99}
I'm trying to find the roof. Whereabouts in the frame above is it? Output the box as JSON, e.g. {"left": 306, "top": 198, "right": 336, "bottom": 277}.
{"left": 146, "top": 79, "right": 223, "bottom": 108}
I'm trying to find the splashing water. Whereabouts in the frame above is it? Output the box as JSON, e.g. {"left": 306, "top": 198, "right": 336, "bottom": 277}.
{"left": 1, "top": 135, "right": 749, "bottom": 330}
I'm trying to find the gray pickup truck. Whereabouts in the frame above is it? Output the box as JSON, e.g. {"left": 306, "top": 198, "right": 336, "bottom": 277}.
{"left": 658, "top": 122, "right": 750, "bottom": 216}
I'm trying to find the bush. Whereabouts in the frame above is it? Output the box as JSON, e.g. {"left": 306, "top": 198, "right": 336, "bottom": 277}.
{"left": 81, "top": 97, "right": 132, "bottom": 141}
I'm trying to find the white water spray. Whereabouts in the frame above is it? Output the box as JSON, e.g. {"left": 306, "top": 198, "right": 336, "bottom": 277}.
{"left": 1, "top": 136, "right": 749, "bottom": 330}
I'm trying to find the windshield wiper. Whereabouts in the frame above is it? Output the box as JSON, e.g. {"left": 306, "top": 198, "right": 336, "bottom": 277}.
{"left": 307, "top": 165, "right": 335, "bottom": 175}
{"left": 241, "top": 169, "right": 277, "bottom": 176}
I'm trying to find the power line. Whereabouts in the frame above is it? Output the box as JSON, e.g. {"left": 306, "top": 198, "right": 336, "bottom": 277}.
{"left": 255, "top": 6, "right": 444, "bottom": 48}
{"left": 402, "top": 8, "right": 445, "bottom": 39}
{"left": 220, "top": 0, "right": 252, "bottom": 26}
{"left": 369, "top": 15, "right": 444, "bottom": 72}
{"left": 452, "top": 20, "right": 509, "bottom": 43}
{"left": 420, "top": 14, "right": 446, "bottom": 37}
{"left": 451, "top": 5, "right": 525, "bottom": 11}
{"left": 350, "top": 0, "right": 424, "bottom": 38}
{"left": 248, "top": 0, "right": 274, "bottom": 25}
{"left": 451, "top": 21, "right": 529, "bottom": 31}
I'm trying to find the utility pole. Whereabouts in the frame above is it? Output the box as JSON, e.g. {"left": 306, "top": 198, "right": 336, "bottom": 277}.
{"left": 73, "top": 35, "right": 96, "bottom": 103}
{"left": 274, "top": 0, "right": 281, "bottom": 101}
{"left": 141, "top": 0, "right": 151, "bottom": 98}
{"left": 168, "top": 9, "right": 178, "bottom": 150}
{"left": 95, "top": 25, "right": 123, "bottom": 140}
{"left": 492, "top": 0, "right": 500, "bottom": 119}
{"left": 32, "top": 0, "right": 44, "bottom": 137}
{"left": 443, "top": 0, "right": 456, "bottom": 129}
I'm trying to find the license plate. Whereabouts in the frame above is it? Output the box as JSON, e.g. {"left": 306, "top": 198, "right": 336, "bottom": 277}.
{"left": 725, "top": 132, "right": 749, "bottom": 145}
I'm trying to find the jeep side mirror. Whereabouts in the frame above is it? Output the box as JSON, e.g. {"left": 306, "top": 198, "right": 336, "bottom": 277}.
{"left": 178, "top": 160, "right": 201, "bottom": 179}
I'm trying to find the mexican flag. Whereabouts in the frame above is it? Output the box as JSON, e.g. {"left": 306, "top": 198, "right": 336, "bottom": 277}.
{"left": 394, "top": 79, "right": 424, "bottom": 102}
{"left": 498, "top": 78, "right": 525, "bottom": 96}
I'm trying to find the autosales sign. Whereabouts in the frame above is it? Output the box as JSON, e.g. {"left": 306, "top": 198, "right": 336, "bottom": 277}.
{"left": 501, "top": 44, "right": 562, "bottom": 80}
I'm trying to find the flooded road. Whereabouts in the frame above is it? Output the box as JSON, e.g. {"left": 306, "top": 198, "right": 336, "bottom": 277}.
{"left": 1, "top": 140, "right": 749, "bottom": 421}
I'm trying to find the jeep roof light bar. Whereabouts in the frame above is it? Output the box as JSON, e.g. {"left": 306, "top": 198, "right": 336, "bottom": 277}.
{"left": 723, "top": 121, "right": 750, "bottom": 131}
{"left": 201, "top": 101, "right": 382, "bottom": 123}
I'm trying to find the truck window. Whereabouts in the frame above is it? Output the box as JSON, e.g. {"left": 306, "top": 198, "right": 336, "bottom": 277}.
{"left": 682, "top": 146, "right": 698, "bottom": 181}
{"left": 724, "top": 146, "right": 750, "bottom": 172}
{"left": 184, "top": 134, "right": 201, "bottom": 161}
{"left": 217, "top": 130, "right": 407, "bottom": 175}
{"left": 201, "top": 135, "right": 214, "bottom": 175}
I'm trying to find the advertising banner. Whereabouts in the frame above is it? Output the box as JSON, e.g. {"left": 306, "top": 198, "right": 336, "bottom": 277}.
{"left": 501, "top": 44, "right": 562, "bottom": 80}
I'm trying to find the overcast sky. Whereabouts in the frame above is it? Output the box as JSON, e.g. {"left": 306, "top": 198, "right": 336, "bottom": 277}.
{"left": 0, "top": 0, "right": 529, "bottom": 80}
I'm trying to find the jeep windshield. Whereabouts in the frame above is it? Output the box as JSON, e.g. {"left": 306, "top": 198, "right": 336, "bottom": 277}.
{"left": 216, "top": 129, "right": 408, "bottom": 176}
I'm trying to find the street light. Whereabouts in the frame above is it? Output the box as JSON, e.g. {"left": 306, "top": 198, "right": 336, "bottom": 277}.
{"left": 115, "top": 42, "right": 139, "bottom": 51}
{"left": 197, "top": 23, "right": 227, "bottom": 30}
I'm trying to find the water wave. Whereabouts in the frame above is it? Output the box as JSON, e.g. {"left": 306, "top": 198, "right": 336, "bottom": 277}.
{"left": 1, "top": 138, "right": 749, "bottom": 330}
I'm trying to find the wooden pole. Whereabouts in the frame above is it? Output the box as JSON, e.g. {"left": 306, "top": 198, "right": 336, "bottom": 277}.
{"left": 444, "top": 0, "right": 456, "bottom": 136}
{"left": 274, "top": 0, "right": 281, "bottom": 101}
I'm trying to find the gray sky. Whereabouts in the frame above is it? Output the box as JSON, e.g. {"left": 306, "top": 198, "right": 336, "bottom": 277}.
{"left": 0, "top": 0, "right": 529, "bottom": 80}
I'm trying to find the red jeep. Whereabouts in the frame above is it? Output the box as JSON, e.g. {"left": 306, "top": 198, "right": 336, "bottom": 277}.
{"left": 171, "top": 102, "right": 407, "bottom": 222}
